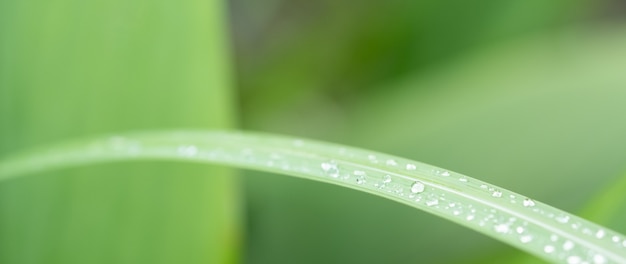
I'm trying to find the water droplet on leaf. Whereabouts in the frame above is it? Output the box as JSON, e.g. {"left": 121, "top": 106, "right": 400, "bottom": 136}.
{"left": 520, "top": 235, "right": 533, "bottom": 243}
{"left": 410, "top": 181, "right": 425, "bottom": 194}
{"left": 356, "top": 176, "right": 366, "bottom": 185}
{"left": 321, "top": 162, "right": 340, "bottom": 178}
{"left": 566, "top": 256, "right": 581, "bottom": 264}
{"left": 494, "top": 224, "right": 509, "bottom": 233}
{"left": 563, "top": 240, "right": 574, "bottom": 251}
{"left": 386, "top": 159, "right": 398, "bottom": 166}
{"left": 426, "top": 199, "right": 439, "bottom": 207}
{"left": 544, "top": 245, "right": 555, "bottom": 253}
{"left": 593, "top": 254, "right": 607, "bottom": 264}
{"left": 595, "top": 229, "right": 605, "bottom": 239}
{"left": 382, "top": 175, "right": 392, "bottom": 183}
{"left": 523, "top": 198, "right": 535, "bottom": 207}
{"left": 555, "top": 215, "right": 570, "bottom": 224}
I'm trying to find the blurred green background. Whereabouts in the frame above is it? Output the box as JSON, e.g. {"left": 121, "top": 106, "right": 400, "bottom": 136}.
{"left": 2, "top": 0, "right": 626, "bottom": 263}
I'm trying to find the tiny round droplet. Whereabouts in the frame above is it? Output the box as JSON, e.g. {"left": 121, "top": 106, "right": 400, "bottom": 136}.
{"left": 386, "top": 159, "right": 398, "bottom": 166}
{"left": 410, "top": 181, "right": 425, "bottom": 194}
{"left": 440, "top": 171, "right": 450, "bottom": 176}
{"left": 459, "top": 177, "right": 468, "bottom": 182}
{"left": 556, "top": 215, "right": 570, "bottom": 224}
{"left": 595, "top": 229, "right": 605, "bottom": 239}
{"left": 544, "top": 245, "right": 555, "bottom": 253}
{"left": 566, "top": 256, "right": 581, "bottom": 264}
{"left": 523, "top": 198, "right": 535, "bottom": 207}
{"left": 356, "top": 176, "right": 366, "bottom": 185}
{"left": 406, "top": 164, "right": 417, "bottom": 170}
{"left": 563, "top": 240, "right": 574, "bottom": 251}
{"left": 382, "top": 175, "right": 392, "bottom": 183}
{"left": 494, "top": 224, "right": 509, "bottom": 233}
{"left": 426, "top": 199, "right": 439, "bottom": 207}
{"left": 321, "top": 162, "right": 340, "bottom": 178}
{"left": 492, "top": 190, "right": 503, "bottom": 198}
{"left": 520, "top": 235, "right": 533, "bottom": 243}
{"left": 593, "top": 254, "right": 607, "bottom": 264}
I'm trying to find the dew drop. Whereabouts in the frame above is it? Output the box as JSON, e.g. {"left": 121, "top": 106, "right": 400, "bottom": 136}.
{"left": 516, "top": 227, "right": 525, "bottom": 234}
{"left": 593, "top": 254, "right": 607, "bottom": 264}
{"left": 386, "top": 159, "right": 398, "bottom": 166}
{"left": 567, "top": 256, "right": 581, "bottom": 264}
{"left": 492, "top": 190, "right": 503, "bottom": 198}
{"left": 550, "top": 234, "right": 559, "bottom": 242}
{"left": 520, "top": 235, "right": 533, "bottom": 243}
{"left": 523, "top": 198, "right": 536, "bottom": 207}
{"left": 426, "top": 199, "right": 439, "bottom": 207}
{"left": 544, "top": 245, "right": 555, "bottom": 253}
{"left": 459, "top": 177, "right": 468, "bottom": 182}
{"left": 466, "top": 215, "right": 475, "bottom": 221}
{"left": 406, "top": 164, "right": 417, "bottom": 170}
{"left": 596, "top": 229, "right": 605, "bottom": 239}
{"left": 440, "top": 171, "right": 450, "bottom": 176}
{"left": 555, "top": 215, "right": 570, "bottom": 224}
{"left": 494, "top": 224, "right": 510, "bottom": 233}
{"left": 353, "top": 170, "right": 366, "bottom": 176}
{"left": 480, "top": 184, "right": 488, "bottom": 189}
{"left": 382, "top": 175, "right": 392, "bottom": 183}
{"left": 563, "top": 240, "right": 574, "bottom": 251}
{"left": 612, "top": 236, "right": 621, "bottom": 243}
{"left": 321, "top": 162, "right": 340, "bottom": 178}
{"left": 356, "top": 176, "right": 366, "bottom": 185}
{"left": 410, "top": 181, "right": 425, "bottom": 194}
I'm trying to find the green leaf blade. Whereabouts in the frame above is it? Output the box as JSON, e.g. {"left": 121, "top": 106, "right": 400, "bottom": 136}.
{"left": 2, "top": 130, "right": 624, "bottom": 264}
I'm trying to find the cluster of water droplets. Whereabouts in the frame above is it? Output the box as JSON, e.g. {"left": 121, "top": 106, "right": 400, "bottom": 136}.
{"left": 138, "top": 134, "right": 625, "bottom": 264}
{"left": 311, "top": 141, "right": 624, "bottom": 264}
{"left": 7, "top": 132, "right": 623, "bottom": 264}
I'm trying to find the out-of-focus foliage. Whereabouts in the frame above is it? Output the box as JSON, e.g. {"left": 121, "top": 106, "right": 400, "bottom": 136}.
{"left": 231, "top": 0, "right": 596, "bottom": 131}
{"left": 0, "top": 0, "right": 238, "bottom": 263}
{"left": 232, "top": 0, "right": 626, "bottom": 263}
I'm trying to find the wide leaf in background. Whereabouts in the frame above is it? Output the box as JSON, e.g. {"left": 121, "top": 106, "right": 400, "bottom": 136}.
{"left": 0, "top": 0, "right": 238, "bottom": 263}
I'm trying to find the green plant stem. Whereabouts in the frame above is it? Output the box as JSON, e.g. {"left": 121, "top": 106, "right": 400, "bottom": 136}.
{"left": 0, "top": 130, "right": 624, "bottom": 264}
